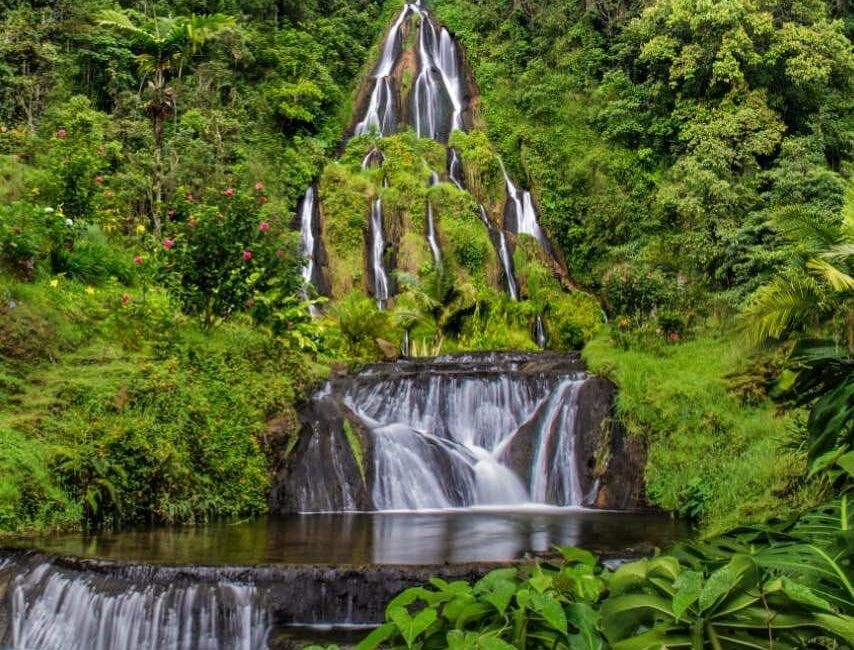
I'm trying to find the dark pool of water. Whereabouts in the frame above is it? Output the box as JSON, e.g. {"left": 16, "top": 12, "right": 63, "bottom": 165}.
{"left": 7, "top": 508, "right": 689, "bottom": 566}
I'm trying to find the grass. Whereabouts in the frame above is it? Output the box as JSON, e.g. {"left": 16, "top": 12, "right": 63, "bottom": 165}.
{"left": 583, "top": 325, "right": 815, "bottom": 534}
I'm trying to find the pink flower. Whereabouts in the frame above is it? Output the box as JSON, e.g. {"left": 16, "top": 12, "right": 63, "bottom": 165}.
{"left": 94, "top": 175, "right": 104, "bottom": 184}
{"left": 56, "top": 128, "right": 67, "bottom": 139}
{"left": 259, "top": 221, "right": 270, "bottom": 233}
{"left": 257, "top": 196, "right": 268, "bottom": 206}
{"left": 669, "top": 332, "right": 681, "bottom": 342}
{"left": 224, "top": 187, "right": 235, "bottom": 198}
{"left": 242, "top": 250, "right": 253, "bottom": 261}
{"left": 246, "top": 299, "right": 255, "bottom": 308}
{"left": 121, "top": 294, "right": 131, "bottom": 304}
{"left": 162, "top": 239, "right": 174, "bottom": 250}
{"left": 133, "top": 256, "right": 143, "bottom": 265}
{"left": 254, "top": 182, "right": 264, "bottom": 191}
{"left": 186, "top": 192, "right": 195, "bottom": 202}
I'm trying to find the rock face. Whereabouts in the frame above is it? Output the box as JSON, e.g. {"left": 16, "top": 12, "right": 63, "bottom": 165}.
{"left": 271, "top": 352, "right": 648, "bottom": 513}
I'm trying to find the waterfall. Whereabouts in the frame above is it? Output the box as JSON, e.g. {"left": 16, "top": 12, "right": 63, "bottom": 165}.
{"left": 401, "top": 329, "right": 410, "bottom": 358}
{"left": 535, "top": 315, "right": 547, "bottom": 349}
{"left": 324, "top": 359, "right": 590, "bottom": 511}
{"left": 354, "top": 6, "right": 411, "bottom": 136}
{"left": 426, "top": 172, "right": 442, "bottom": 267}
{"left": 298, "top": 187, "right": 320, "bottom": 316}
{"left": 361, "top": 147, "right": 385, "bottom": 170}
{"left": 530, "top": 380, "right": 585, "bottom": 505}
{"left": 413, "top": 15, "right": 443, "bottom": 140}
{"left": 497, "top": 230, "right": 519, "bottom": 301}
{"left": 9, "top": 563, "right": 268, "bottom": 650}
{"left": 448, "top": 148, "right": 464, "bottom": 190}
{"left": 370, "top": 197, "right": 390, "bottom": 309}
{"left": 501, "top": 163, "right": 549, "bottom": 249}
{"left": 435, "top": 28, "right": 465, "bottom": 132}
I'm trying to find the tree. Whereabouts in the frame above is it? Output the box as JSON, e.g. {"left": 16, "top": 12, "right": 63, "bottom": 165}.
{"left": 97, "top": 9, "right": 236, "bottom": 234}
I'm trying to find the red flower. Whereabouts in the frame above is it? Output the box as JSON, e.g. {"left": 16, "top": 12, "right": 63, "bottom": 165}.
{"left": 259, "top": 221, "right": 270, "bottom": 233}
{"left": 257, "top": 196, "right": 268, "bottom": 206}
{"left": 224, "top": 187, "right": 235, "bottom": 198}
{"left": 669, "top": 332, "right": 681, "bottom": 342}
{"left": 162, "top": 239, "right": 175, "bottom": 250}
{"left": 121, "top": 294, "right": 131, "bottom": 304}
{"left": 255, "top": 182, "right": 264, "bottom": 191}
{"left": 186, "top": 192, "right": 195, "bottom": 202}
{"left": 242, "top": 250, "right": 253, "bottom": 261}
{"left": 94, "top": 175, "right": 104, "bottom": 184}
{"left": 56, "top": 128, "right": 67, "bottom": 139}
{"left": 133, "top": 256, "right": 143, "bottom": 265}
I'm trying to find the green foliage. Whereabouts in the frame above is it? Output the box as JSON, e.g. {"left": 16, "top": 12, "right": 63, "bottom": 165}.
{"left": 584, "top": 328, "right": 809, "bottom": 533}
{"left": 358, "top": 549, "right": 605, "bottom": 650}
{"left": 0, "top": 201, "right": 67, "bottom": 278}
{"left": 328, "top": 291, "right": 391, "bottom": 359}
{"left": 158, "top": 186, "right": 302, "bottom": 327}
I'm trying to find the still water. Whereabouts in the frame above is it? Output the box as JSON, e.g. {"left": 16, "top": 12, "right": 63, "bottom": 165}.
{"left": 9, "top": 508, "right": 688, "bottom": 566}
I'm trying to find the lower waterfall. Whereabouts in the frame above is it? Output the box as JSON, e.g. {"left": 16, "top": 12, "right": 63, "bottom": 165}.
{"left": 6, "top": 561, "right": 268, "bottom": 650}
{"left": 276, "top": 353, "right": 618, "bottom": 513}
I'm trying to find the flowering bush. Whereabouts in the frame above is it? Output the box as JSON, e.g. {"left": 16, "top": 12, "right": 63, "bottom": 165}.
{"left": 157, "top": 186, "right": 302, "bottom": 327}
{"left": 0, "top": 202, "right": 67, "bottom": 278}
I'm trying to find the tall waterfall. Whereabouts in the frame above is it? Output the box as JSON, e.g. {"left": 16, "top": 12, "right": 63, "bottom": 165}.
{"left": 353, "top": 6, "right": 411, "bottom": 136}
{"left": 298, "top": 187, "right": 320, "bottom": 316}
{"left": 426, "top": 172, "right": 442, "bottom": 267}
{"left": 413, "top": 14, "right": 443, "bottom": 140}
{"left": 370, "top": 197, "right": 390, "bottom": 308}
{"left": 7, "top": 563, "right": 268, "bottom": 650}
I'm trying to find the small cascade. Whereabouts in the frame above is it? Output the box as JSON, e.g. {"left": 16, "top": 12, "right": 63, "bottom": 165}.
{"left": 298, "top": 186, "right": 320, "bottom": 316}
{"left": 501, "top": 163, "right": 549, "bottom": 250}
{"left": 401, "top": 329, "right": 411, "bottom": 358}
{"left": 8, "top": 562, "right": 268, "bottom": 650}
{"left": 497, "top": 229, "right": 519, "bottom": 301}
{"left": 448, "top": 148, "right": 464, "bottom": 190}
{"left": 530, "top": 379, "right": 585, "bottom": 505}
{"left": 354, "top": 6, "right": 411, "bottom": 136}
{"left": 370, "top": 197, "right": 390, "bottom": 309}
{"left": 361, "top": 147, "right": 386, "bottom": 170}
{"left": 535, "top": 315, "right": 548, "bottom": 349}
{"left": 426, "top": 171, "right": 442, "bottom": 267}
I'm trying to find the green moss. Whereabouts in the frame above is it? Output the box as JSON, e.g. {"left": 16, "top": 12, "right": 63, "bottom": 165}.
{"left": 583, "top": 326, "right": 811, "bottom": 534}
{"left": 343, "top": 420, "right": 366, "bottom": 484}
{"left": 449, "top": 130, "right": 505, "bottom": 211}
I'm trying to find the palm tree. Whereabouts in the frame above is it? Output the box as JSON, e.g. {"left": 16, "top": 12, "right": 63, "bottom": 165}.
{"left": 743, "top": 183, "right": 854, "bottom": 351}
{"left": 98, "top": 9, "right": 236, "bottom": 233}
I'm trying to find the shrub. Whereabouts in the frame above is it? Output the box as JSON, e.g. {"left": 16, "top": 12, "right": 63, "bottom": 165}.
{"left": 329, "top": 290, "right": 391, "bottom": 359}
{"left": 0, "top": 202, "right": 67, "bottom": 279}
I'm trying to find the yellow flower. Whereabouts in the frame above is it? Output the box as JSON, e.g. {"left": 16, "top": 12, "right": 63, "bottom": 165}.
{"left": 136, "top": 224, "right": 146, "bottom": 235}
{"left": 49, "top": 279, "right": 59, "bottom": 288}
{"left": 85, "top": 286, "right": 95, "bottom": 295}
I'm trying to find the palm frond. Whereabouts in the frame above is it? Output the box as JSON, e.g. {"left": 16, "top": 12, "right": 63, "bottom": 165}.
{"left": 807, "top": 257, "right": 854, "bottom": 293}
{"left": 742, "top": 274, "right": 828, "bottom": 344}
{"left": 771, "top": 206, "right": 842, "bottom": 252}
{"left": 98, "top": 9, "right": 158, "bottom": 48}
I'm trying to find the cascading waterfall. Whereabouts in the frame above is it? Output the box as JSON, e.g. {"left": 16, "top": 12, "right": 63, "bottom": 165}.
{"left": 413, "top": 13, "right": 443, "bottom": 140}
{"left": 327, "top": 358, "right": 591, "bottom": 511}
{"left": 448, "top": 148, "right": 464, "bottom": 190}
{"left": 426, "top": 171, "right": 442, "bottom": 267}
{"left": 298, "top": 187, "right": 320, "bottom": 316}
{"left": 8, "top": 563, "right": 268, "bottom": 650}
{"left": 353, "top": 6, "right": 411, "bottom": 136}
{"left": 501, "top": 162, "right": 549, "bottom": 249}
{"left": 370, "top": 197, "right": 390, "bottom": 309}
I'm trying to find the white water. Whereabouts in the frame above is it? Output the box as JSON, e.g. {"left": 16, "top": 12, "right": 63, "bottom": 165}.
{"left": 343, "top": 371, "right": 588, "bottom": 510}
{"left": 497, "top": 229, "right": 519, "bottom": 301}
{"left": 426, "top": 171, "right": 442, "bottom": 266}
{"left": 536, "top": 315, "right": 547, "bottom": 349}
{"left": 354, "top": 6, "right": 411, "bottom": 136}
{"left": 370, "top": 197, "right": 390, "bottom": 308}
{"left": 501, "top": 163, "right": 549, "bottom": 249}
{"left": 298, "top": 187, "right": 320, "bottom": 317}
{"left": 9, "top": 564, "right": 268, "bottom": 650}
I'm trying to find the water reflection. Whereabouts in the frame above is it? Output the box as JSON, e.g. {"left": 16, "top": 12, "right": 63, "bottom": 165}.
{"left": 9, "top": 510, "right": 689, "bottom": 566}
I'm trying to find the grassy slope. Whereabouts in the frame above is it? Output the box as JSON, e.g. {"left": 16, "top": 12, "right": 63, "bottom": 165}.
{"left": 0, "top": 277, "right": 319, "bottom": 536}
{"left": 583, "top": 326, "right": 814, "bottom": 534}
